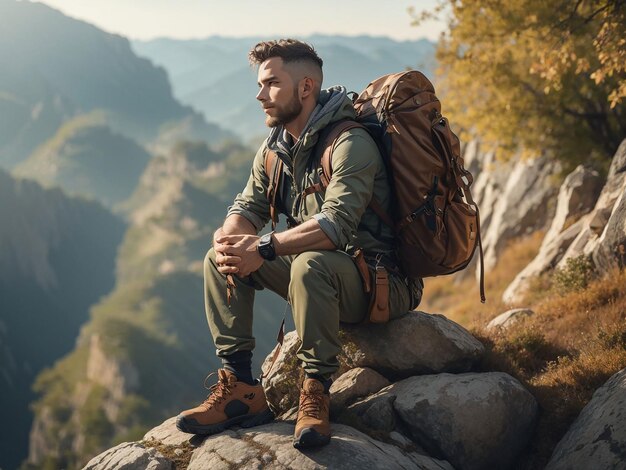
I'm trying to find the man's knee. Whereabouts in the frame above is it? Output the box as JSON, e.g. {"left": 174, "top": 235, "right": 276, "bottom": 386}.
{"left": 204, "top": 247, "right": 218, "bottom": 274}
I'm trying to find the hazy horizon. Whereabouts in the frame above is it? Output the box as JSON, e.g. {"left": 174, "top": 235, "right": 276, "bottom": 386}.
{"left": 33, "top": 0, "right": 446, "bottom": 42}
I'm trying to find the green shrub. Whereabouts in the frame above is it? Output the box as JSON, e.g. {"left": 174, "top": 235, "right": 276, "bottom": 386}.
{"left": 553, "top": 255, "right": 595, "bottom": 293}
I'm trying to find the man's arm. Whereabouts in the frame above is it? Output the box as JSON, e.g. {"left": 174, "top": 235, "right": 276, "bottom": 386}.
{"left": 273, "top": 218, "right": 335, "bottom": 255}
{"left": 225, "top": 145, "right": 272, "bottom": 233}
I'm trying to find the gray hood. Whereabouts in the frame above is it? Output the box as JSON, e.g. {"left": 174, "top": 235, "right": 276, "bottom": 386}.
{"left": 266, "top": 86, "right": 355, "bottom": 158}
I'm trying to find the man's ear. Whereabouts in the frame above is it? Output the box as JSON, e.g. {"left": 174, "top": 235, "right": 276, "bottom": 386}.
{"left": 300, "top": 77, "right": 315, "bottom": 99}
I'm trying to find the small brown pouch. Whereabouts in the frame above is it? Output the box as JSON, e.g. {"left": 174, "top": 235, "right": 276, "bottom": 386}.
{"left": 369, "top": 265, "right": 390, "bottom": 323}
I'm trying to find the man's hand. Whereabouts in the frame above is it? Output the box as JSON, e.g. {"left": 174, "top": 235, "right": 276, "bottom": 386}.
{"left": 214, "top": 234, "right": 264, "bottom": 277}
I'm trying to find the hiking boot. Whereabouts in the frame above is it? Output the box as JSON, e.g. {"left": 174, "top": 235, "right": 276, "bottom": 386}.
{"left": 293, "top": 378, "right": 331, "bottom": 448}
{"left": 176, "top": 369, "right": 274, "bottom": 435}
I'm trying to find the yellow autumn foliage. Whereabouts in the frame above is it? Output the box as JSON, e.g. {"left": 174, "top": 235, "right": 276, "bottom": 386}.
{"left": 412, "top": 0, "right": 626, "bottom": 167}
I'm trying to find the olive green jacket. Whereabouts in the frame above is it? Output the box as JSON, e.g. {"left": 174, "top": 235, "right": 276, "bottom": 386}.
{"left": 227, "top": 86, "right": 395, "bottom": 258}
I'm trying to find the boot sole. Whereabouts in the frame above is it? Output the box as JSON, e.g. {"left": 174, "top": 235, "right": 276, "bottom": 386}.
{"left": 293, "top": 427, "right": 331, "bottom": 449}
{"left": 176, "top": 408, "right": 274, "bottom": 435}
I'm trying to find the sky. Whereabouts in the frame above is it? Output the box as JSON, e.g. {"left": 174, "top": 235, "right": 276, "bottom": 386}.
{"left": 34, "top": 0, "right": 446, "bottom": 42}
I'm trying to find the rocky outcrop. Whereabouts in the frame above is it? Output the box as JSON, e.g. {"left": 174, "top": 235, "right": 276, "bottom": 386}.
{"left": 85, "top": 311, "right": 542, "bottom": 470}
{"left": 458, "top": 142, "right": 562, "bottom": 278}
{"left": 479, "top": 154, "right": 560, "bottom": 273}
{"left": 546, "top": 368, "right": 626, "bottom": 469}
{"left": 503, "top": 166, "right": 602, "bottom": 303}
{"left": 501, "top": 139, "right": 626, "bottom": 303}
{"left": 557, "top": 140, "right": 626, "bottom": 273}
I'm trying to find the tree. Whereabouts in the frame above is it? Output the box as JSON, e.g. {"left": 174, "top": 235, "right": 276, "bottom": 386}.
{"left": 412, "top": 0, "right": 626, "bottom": 169}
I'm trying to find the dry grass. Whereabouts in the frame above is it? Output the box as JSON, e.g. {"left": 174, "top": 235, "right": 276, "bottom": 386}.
{"left": 423, "top": 234, "right": 626, "bottom": 469}
{"left": 420, "top": 231, "right": 545, "bottom": 326}
{"left": 473, "top": 269, "right": 626, "bottom": 469}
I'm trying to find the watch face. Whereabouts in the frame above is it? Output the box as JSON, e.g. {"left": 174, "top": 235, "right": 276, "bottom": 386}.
{"left": 258, "top": 233, "right": 276, "bottom": 260}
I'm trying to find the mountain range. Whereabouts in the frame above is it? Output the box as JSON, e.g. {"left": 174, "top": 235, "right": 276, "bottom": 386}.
{"left": 132, "top": 35, "right": 436, "bottom": 139}
{"left": 0, "top": 0, "right": 230, "bottom": 172}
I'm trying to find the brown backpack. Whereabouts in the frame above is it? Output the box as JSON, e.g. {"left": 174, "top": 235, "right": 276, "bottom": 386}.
{"left": 265, "top": 71, "right": 485, "bottom": 302}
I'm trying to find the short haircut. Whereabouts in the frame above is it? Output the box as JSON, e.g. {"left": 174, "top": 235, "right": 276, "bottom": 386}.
{"left": 248, "top": 39, "right": 323, "bottom": 70}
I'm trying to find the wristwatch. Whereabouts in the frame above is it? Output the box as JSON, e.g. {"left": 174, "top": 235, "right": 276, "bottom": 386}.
{"left": 257, "top": 231, "right": 276, "bottom": 261}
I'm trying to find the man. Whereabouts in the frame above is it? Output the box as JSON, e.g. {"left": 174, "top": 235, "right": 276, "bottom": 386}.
{"left": 176, "top": 39, "right": 422, "bottom": 448}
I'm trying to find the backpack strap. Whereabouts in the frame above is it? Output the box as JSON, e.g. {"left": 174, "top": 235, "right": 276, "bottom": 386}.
{"left": 264, "top": 149, "right": 283, "bottom": 230}
{"left": 302, "top": 120, "right": 395, "bottom": 229}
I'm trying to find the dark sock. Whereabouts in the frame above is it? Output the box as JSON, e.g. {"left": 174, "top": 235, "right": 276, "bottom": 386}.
{"left": 222, "top": 350, "right": 255, "bottom": 385}
{"left": 306, "top": 373, "right": 333, "bottom": 394}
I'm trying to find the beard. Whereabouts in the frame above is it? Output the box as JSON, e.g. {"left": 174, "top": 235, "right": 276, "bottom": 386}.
{"left": 265, "top": 88, "right": 302, "bottom": 128}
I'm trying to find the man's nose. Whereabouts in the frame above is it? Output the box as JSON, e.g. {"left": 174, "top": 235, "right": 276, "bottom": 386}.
{"left": 256, "top": 87, "right": 267, "bottom": 102}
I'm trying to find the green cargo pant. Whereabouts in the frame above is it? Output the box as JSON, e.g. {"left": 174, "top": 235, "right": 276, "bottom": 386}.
{"left": 204, "top": 247, "right": 415, "bottom": 378}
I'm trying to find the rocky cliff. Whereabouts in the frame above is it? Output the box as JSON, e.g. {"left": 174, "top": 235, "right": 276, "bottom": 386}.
{"left": 0, "top": 169, "right": 125, "bottom": 470}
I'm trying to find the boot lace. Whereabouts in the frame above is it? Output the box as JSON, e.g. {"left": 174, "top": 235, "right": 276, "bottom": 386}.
{"left": 202, "top": 372, "right": 233, "bottom": 409}
{"left": 300, "top": 390, "right": 324, "bottom": 418}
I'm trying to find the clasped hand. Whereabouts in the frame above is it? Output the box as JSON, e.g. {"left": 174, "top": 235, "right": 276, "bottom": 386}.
{"left": 213, "top": 232, "right": 264, "bottom": 277}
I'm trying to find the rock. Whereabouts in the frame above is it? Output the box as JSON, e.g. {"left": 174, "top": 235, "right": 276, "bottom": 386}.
{"left": 82, "top": 442, "right": 173, "bottom": 470}
{"left": 543, "top": 165, "right": 603, "bottom": 245}
{"left": 558, "top": 139, "right": 626, "bottom": 271}
{"left": 329, "top": 367, "right": 390, "bottom": 413}
{"left": 350, "top": 372, "right": 538, "bottom": 470}
{"left": 502, "top": 219, "right": 585, "bottom": 304}
{"left": 486, "top": 308, "right": 534, "bottom": 330}
{"left": 188, "top": 421, "right": 454, "bottom": 470}
{"left": 462, "top": 139, "right": 487, "bottom": 177}
{"left": 479, "top": 154, "right": 560, "bottom": 273}
{"left": 263, "top": 313, "right": 484, "bottom": 414}
{"left": 261, "top": 332, "right": 303, "bottom": 413}
{"left": 502, "top": 165, "right": 602, "bottom": 303}
{"left": 340, "top": 311, "right": 485, "bottom": 379}
{"left": 546, "top": 368, "right": 626, "bottom": 470}
{"left": 143, "top": 417, "right": 190, "bottom": 447}
{"left": 593, "top": 189, "right": 626, "bottom": 272}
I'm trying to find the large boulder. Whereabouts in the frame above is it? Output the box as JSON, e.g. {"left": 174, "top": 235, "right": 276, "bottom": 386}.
{"left": 340, "top": 312, "right": 485, "bottom": 378}
{"left": 262, "top": 312, "right": 485, "bottom": 413}
{"left": 546, "top": 368, "right": 626, "bottom": 469}
{"left": 188, "top": 422, "right": 454, "bottom": 470}
{"left": 478, "top": 154, "right": 560, "bottom": 273}
{"left": 87, "top": 418, "right": 454, "bottom": 470}
{"left": 349, "top": 372, "right": 538, "bottom": 470}
{"left": 503, "top": 165, "right": 602, "bottom": 303}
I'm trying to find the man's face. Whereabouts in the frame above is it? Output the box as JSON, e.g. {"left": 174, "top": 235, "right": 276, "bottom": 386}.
{"left": 256, "top": 57, "right": 302, "bottom": 128}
